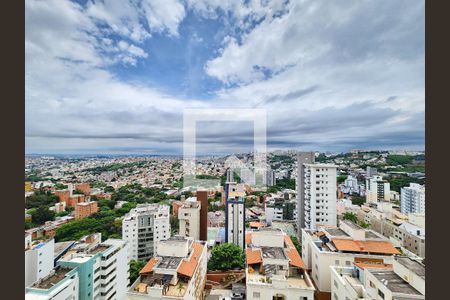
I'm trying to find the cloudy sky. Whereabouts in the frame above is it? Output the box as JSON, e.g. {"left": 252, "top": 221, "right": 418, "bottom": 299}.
{"left": 25, "top": 0, "right": 424, "bottom": 155}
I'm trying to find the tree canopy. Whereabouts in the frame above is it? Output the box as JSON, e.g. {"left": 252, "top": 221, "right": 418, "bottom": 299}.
{"left": 208, "top": 243, "right": 245, "bottom": 271}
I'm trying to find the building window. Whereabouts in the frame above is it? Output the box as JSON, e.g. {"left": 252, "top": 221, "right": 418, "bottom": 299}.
{"left": 334, "top": 280, "right": 338, "bottom": 288}
{"left": 378, "top": 289, "right": 385, "bottom": 299}
{"left": 333, "top": 293, "right": 339, "bottom": 300}
{"left": 253, "top": 292, "right": 260, "bottom": 298}
{"left": 335, "top": 260, "right": 339, "bottom": 265}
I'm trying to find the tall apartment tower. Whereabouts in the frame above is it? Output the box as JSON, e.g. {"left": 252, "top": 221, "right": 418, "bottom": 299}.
{"left": 197, "top": 190, "right": 208, "bottom": 241}
{"left": 122, "top": 203, "right": 170, "bottom": 262}
{"left": 365, "top": 175, "right": 390, "bottom": 203}
{"left": 178, "top": 197, "right": 201, "bottom": 240}
{"left": 401, "top": 183, "right": 425, "bottom": 214}
{"left": 225, "top": 197, "right": 246, "bottom": 249}
{"left": 57, "top": 234, "right": 129, "bottom": 300}
{"left": 366, "top": 166, "right": 378, "bottom": 177}
{"left": 296, "top": 152, "right": 316, "bottom": 234}
{"left": 302, "top": 164, "right": 338, "bottom": 230}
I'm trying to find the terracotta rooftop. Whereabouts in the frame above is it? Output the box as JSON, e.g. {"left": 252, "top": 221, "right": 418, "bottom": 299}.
{"left": 284, "top": 235, "right": 306, "bottom": 269}
{"left": 245, "top": 232, "right": 252, "bottom": 246}
{"left": 139, "top": 257, "right": 159, "bottom": 275}
{"left": 177, "top": 242, "right": 204, "bottom": 278}
{"left": 249, "top": 221, "right": 265, "bottom": 228}
{"left": 332, "top": 239, "right": 400, "bottom": 255}
{"left": 354, "top": 261, "right": 393, "bottom": 270}
{"left": 246, "top": 248, "right": 262, "bottom": 265}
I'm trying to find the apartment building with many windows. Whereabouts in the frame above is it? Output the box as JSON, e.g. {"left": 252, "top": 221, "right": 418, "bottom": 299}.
{"left": 122, "top": 204, "right": 171, "bottom": 262}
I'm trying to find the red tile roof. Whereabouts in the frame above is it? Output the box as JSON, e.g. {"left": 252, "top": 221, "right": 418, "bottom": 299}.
{"left": 284, "top": 235, "right": 306, "bottom": 269}
{"left": 332, "top": 239, "right": 400, "bottom": 255}
{"left": 249, "top": 222, "right": 264, "bottom": 228}
{"left": 245, "top": 232, "right": 252, "bottom": 246}
{"left": 139, "top": 257, "right": 159, "bottom": 274}
{"left": 246, "top": 248, "right": 262, "bottom": 265}
{"left": 177, "top": 242, "right": 205, "bottom": 278}
{"left": 353, "top": 261, "right": 393, "bottom": 270}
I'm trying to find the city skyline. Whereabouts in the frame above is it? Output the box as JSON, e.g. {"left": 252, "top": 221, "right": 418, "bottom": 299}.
{"left": 26, "top": 0, "right": 424, "bottom": 154}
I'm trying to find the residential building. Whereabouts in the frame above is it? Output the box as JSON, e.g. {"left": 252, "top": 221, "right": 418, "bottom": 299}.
{"left": 298, "top": 162, "right": 338, "bottom": 231}
{"left": 178, "top": 197, "right": 201, "bottom": 240}
{"left": 75, "top": 183, "right": 91, "bottom": 195}
{"left": 366, "top": 167, "right": 378, "bottom": 178}
{"left": 296, "top": 151, "right": 316, "bottom": 234}
{"left": 172, "top": 201, "right": 183, "bottom": 218}
{"left": 58, "top": 233, "right": 129, "bottom": 300}
{"left": 301, "top": 221, "right": 400, "bottom": 298}
{"left": 25, "top": 266, "right": 79, "bottom": 300}
{"left": 25, "top": 239, "right": 55, "bottom": 287}
{"left": 54, "top": 202, "right": 66, "bottom": 213}
{"left": 225, "top": 197, "right": 246, "bottom": 249}
{"left": 344, "top": 175, "right": 358, "bottom": 191}
{"left": 207, "top": 211, "right": 225, "bottom": 227}
{"left": 245, "top": 228, "right": 315, "bottom": 300}
{"left": 197, "top": 191, "right": 208, "bottom": 241}
{"left": 355, "top": 204, "right": 425, "bottom": 258}
{"left": 330, "top": 256, "right": 425, "bottom": 300}
{"left": 127, "top": 236, "right": 208, "bottom": 300}
{"left": 75, "top": 201, "right": 98, "bottom": 219}
{"left": 400, "top": 183, "right": 425, "bottom": 214}
{"left": 365, "top": 176, "right": 390, "bottom": 203}
{"left": 122, "top": 203, "right": 171, "bottom": 261}
{"left": 265, "top": 198, "right": 296, "bottom": 225}
{"left": 263, "top": 169, "right": 276, "bottom": 187}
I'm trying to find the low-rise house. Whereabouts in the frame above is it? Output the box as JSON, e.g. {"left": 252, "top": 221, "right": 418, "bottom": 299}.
{"left": 127, "top": 236, "right": 208, "bottom": 300}
{"left": 245, "top": 228, "right": 315, "bottom": 300}
{"left": 330, "top": 256, "right": 425, "bottom": 300}
{"left": 301, "top": 220, "right": 400, "bottom": 299}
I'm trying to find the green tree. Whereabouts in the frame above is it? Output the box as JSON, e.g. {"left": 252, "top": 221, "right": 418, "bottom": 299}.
{"left": 350, "top": 194, "right": 365, "bottom": 206}
{"left": 128, "top": 260, "right": 146, "bottom": 286}
{"left": 32, "top": 206, "right": 56, "bottom": 225}
{"left": 208, "top": 243, "right": 245, "bottom": 271}
{"left": 104, "top": 186, "right": 115, "bottom": 193}
{"left": 170, "top": 215, "right": 179, "bottom": 234}
{"left": 342, "top": 212, "right": 358, "bottom": 224}
{"left": 337, "top": 175, "right": 348, "bottom": 184}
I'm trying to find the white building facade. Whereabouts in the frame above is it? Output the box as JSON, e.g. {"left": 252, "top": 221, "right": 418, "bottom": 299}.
{"left": 302, "top": 163, "right": 338, "bottom": 230}
{"left": 123, "top": 204, "right": 171, "bottom": 261}
{"left": 365, "top": 176, "right": 390, "bottom": 203}
{"left": 178, "top": 197, "right": 201, "bottom": 240}
{"left": 401, "top": 183, "right": 425, "bottom": 214}
{"left": 25, "top": 239, "right": 55, "bottom": 287}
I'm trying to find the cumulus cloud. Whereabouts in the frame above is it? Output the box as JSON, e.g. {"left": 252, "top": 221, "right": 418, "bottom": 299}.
{"left": 25, "top": 0, "right": 425, "bottom": 154}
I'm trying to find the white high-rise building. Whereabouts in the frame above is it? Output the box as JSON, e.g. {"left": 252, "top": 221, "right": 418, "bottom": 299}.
{"left": 225, "top": 197, "right": 246, "bottom": 249}
{"left": 401, "top": 183, "right": 425, "bottom": 214}
{"left": 25, "top": 238, "right": 55, "bottom": 287}
{"left": 344, "top": 175, "right": 358, "bottom": 190}
{"left": 122, "top": 203, "right": 171, "bottom": 262}
{"left": 58, "top": 233, "right": 129, "bottom": 300}
{"left": 298, "top": 161, "right": 338, "bottom": 231}
{"left": 365, "top": 175, "right": 390, "bottom": 203}
{"left": 178, "top": 197, "right": 201, "bottom": 240}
